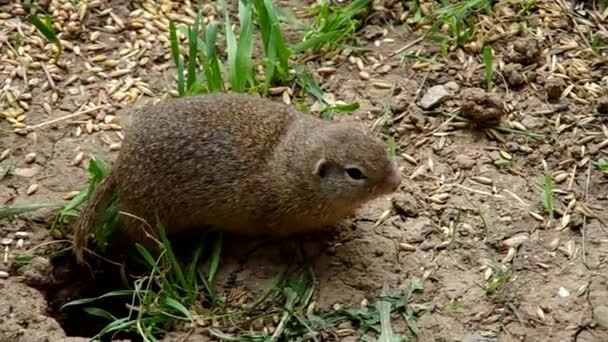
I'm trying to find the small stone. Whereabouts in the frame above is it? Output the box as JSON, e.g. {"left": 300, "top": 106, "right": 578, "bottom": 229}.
{"left": 419, "top": 85, "right": 450, "bottom": 110}
{"left": 455, "top": 154, "right": 476, "bottom": 170}
{"left": 545, "top": 77, "right": 566, "bottom": 101}
{"left": 558, "top": 286, "right": 570, "bottom": 298}
{"left": 0, "top": 271, "right": 8, "bottom": 279}
{"left": 593, "top": 305, "right": 608, "bottom": 330}
{"left": 597, "top": 97, "right": 608, "bottom": 114}
{"left": 12, "top": 166, "right": 40, "bottom": 178}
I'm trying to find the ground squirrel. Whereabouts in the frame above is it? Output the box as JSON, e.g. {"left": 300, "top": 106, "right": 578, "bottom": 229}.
{"left": 73, "top": 93, "right": 401, "bottom": 263}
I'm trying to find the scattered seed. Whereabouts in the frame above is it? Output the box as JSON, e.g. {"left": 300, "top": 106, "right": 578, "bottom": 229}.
{"left": 501, "top": 234, "right": 529, "bottom": 248}
{"left": 0, "top": 149, "right": 10, "bottom": 161}
{"left": 536, "top": 307, "right": 545, "bottom": 321}
{"left": 560, "top": 214, "right": 571, "bottom": 229}
{"left": 429, "top": 193, "right": 450, "bottom": 204}
{"left": 401, "top": 153, "right": 417, "bottom": 165}
{"left": 64, "top": 191, "right": 81, "bottom": 200}
{"left": 72, "top": 152, "right": 84, "bottom": 166}
{"left": 26, "top": 184, "right": 39, "bottom": 195}
{"left": 358, "top": 71, "right": 370, "bottom": 80}
{"left": 372, "top": 81, "right": 391, "bottom": 89}
{"left": 435, "top": 241, "right": 450, "bottom": 250}
{"left": 548, "top": 237, "right": 560, "bottom": 250}
{"left": 577, "top": 283, "right": 589, "bottom": 297}
{"left": 529, "top": 211, "right": 544, "bottom": 221}
{"left": 14, "top": 232, "right": 30, "bottom": 238}
{"left": 109, "top": 143, "right": 122, "bottom": 151}
{"left": 484, "top": 267, "right": 493, "bottom": 280}
{"left": 317, "top": 67, "right": 336, "bottom": 75}
{"left": 24, "top": 152, "right": 37, "bottom": 164}
{"left": 471, "top": 176, "right": 493, "bottom": 185}
{"left": 499, "top": 150, "right": 512, "bottom": 160}
{"left": 554, "top": 172, "right": 568, "bottom": 183}
{"left": 502, "top": 247, "right": 516, "bottom": 263}
{"left": 398, "top": 242, "right": 417, "bottom": 252}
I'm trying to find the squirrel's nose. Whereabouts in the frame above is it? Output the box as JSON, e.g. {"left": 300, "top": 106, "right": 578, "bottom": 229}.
{"left": 385, "top": 164, "right": 402, "bottom": 191}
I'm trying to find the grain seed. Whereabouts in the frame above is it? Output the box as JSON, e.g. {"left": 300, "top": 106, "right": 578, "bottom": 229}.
{"left": 24, "top": 153, "right": 36, "bottom": 164}
{"left": 0, "top": 149, "right": 10, "bottom": 161}
{"left": 471, "top": 176, "right": 493, "bottom": 185}
{"left": 401, "top": 153, "right": 417, "bottom": 165}
{"left": 501, "top": 234, "right": 528, "bottom": 248}
{"left": 398, "top": 243, "right": 417, "bottom": 252}
{"left": 529, "top": 211, "right": 544, "bottom": 221}
{"left": 109, "top": 143, "right": 122, "bottom": 151}
{"left": 64, "top": 191, "right": 81, "bottom": 200}
{"left": 26, "top": 184, "right": 39, "bottom": 195}
{"left": 14, "top": 232, "right": 30, "bottom": 238}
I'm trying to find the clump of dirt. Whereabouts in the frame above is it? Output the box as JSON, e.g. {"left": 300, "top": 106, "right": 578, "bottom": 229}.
{"left": 545, "top": 76, "right": 567, "bottom": 102}
{"left": 503, "top": 63, "right": 526, "bottom": 87}
{"left": 460, "top": 87, "right": 505, "bottom": 124}
{"left": 506, "top": 37, "right": 541, "bottom": 65}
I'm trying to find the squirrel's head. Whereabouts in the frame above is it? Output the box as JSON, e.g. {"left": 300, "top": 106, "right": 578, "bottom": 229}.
{"left": 310, "top": 123, "right": 401, "bottom": 207}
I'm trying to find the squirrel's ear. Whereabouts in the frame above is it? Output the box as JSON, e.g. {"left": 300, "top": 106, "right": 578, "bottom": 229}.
{"left": 313, "top": 158, "right": 329, "bottom": 178}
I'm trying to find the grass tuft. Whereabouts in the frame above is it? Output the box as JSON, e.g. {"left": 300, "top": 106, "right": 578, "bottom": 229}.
{"left": 482, "top": 44, "right": 494, "bottom": 92}
{"left": 294, "top": 0, "right": 372, "bottom": 54}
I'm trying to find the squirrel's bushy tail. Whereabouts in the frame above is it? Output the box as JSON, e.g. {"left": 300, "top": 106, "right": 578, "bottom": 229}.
{"left": 73, "top": 173, "right": 117, "bottom": 264}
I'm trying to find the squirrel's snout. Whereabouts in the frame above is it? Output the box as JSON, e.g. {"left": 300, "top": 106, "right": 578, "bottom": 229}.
{"left": 384, "top": 164, "right": 402, "bottom": 192}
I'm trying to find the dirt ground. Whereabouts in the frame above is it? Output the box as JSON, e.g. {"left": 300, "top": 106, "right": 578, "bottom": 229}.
{"left": 2, "top": 0, "right": 608, "bottom": 341}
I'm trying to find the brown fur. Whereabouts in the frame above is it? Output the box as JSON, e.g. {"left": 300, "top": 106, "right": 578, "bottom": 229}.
{"left": 72, "top": 93, "right": 401, "bottom": 264}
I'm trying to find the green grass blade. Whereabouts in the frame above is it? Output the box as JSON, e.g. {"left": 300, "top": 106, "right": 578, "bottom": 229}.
{"left": 163, "top": 297, "right": 193, "bottom": 320}
{"left": 232, "top": 0, "right": 254, "bottom": 92}
{"left": 83, "top": 307, "right": 119, "bottom": 321}
{"left": 0, "top": 203, "right": 59, "bottom": 218}
{"left": 156, "top": 224, "right": 187, "bottom": 290}
{"left": 222, "top": 0, "right": 239, "bottom": 91}
{"left": 88, "top": 155, "right": 109, "bottom": 182}
{"left": 207, "top": 233, "right": 223, "bottom": 285}
{"left": 542, "top": 172, "right": 554, "bottom": 222}
{"left": 135, "top": 243, "right": 158, "bottom": 270}
{"left": 27, "top": 15, "right": 62, "bottom": 58}
{"left": 482, "top": 44, "right": 494, "bottom": 92}
{"left": 186, "top": 15, "right": 200, "bottom": 92}
{"left": 203, "top": 23, "right": 225, "bottom": 92}
{"left": 169, "top": 20, "right": 185, "bottom": 96}
{"left": 60, "top": 290, "right": 134, "bottom": 310}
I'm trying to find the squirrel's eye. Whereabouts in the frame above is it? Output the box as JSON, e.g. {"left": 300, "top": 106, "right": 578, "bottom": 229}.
{"left": 346, "top": 167, "right": 366, "bottom": 180}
